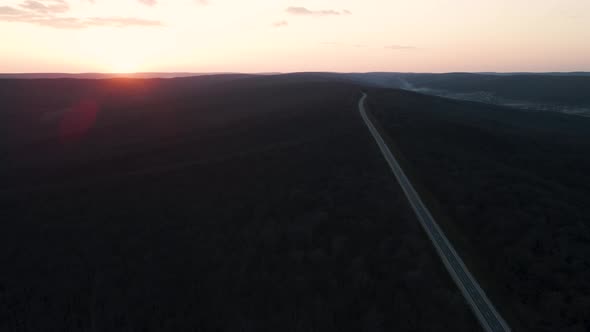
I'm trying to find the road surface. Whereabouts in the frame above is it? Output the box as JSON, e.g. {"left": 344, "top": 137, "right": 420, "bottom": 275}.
{"left": 358, "top": 93, "right": 511, "bottom": 332}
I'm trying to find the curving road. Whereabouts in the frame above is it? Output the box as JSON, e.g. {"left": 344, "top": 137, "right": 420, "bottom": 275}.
{"left": 358, "top": 93, "right": 511, "bottom": 332}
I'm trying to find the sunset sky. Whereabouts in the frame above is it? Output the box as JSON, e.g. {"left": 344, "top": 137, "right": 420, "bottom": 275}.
{"left": 1, "top": 0, "right": 589, "bottom": 73}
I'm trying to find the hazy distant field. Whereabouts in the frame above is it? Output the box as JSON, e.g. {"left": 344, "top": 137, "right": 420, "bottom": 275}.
{"left": 342, "top": 72, "right": 590, "bottom": 117}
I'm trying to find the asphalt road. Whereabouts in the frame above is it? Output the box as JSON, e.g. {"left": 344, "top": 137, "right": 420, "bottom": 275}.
{"left": 358, "top": 93, "right": 511, "bottom": 332}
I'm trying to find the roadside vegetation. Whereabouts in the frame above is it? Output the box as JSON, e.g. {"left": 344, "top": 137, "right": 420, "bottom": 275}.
{"left": 368, "top": 88, "right": 590, "bottom": 332}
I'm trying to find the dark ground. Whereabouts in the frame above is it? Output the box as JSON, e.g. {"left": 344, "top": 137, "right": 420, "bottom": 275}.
{"left": 0, "top": 75, "right": 479, "bottom": 331}
{"left": 367, "top": 88, "right": 590, "bottom": 332}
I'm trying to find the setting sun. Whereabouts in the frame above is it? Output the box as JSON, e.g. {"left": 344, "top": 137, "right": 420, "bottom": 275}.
{"left": 105, "top": 60, "right": 141, "bottom": 74}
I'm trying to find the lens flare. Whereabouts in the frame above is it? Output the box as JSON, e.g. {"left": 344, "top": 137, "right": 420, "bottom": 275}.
{"left": 59, "top": 100, "right": 99, "bottom": 143}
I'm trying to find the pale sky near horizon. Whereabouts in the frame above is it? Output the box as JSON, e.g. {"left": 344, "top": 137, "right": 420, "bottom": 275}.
{"left": 1, "top": 0, "right": 589, "bottom": 73}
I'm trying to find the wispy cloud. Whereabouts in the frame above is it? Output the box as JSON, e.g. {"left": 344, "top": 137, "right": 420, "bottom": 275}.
{"left": 272, "top": 20, "right": 288, "bottom": 28}
{"left": 20, "top": 0, "right": 69, "bottom": 14}
{"left": 321, "top": 42, "right": 367, "bottom": 48}
{"left": 88, "top": 0, "right": 208, "bottom": 7}
{"left": 87, "top": 17, "right": 162, "bottom": 27}
{"left": 7, "top": 15, "right": 162, "bottom": 28}
{"left": 320, "top": 42, "right": 370, "bottom": 48}
{"left": 322, "top": 42, "right": 414, "bottom": 51}
{"left": 35, "top": 17, "right": 87, "bottom": 28}
{"left": 0, "top": 0, "right": 163, "bottom": 28}
{"left": 138, "top": 0, "right": 157, "bottom": 6}
{"left": 286, "top": 7, "right": 350, "bottom": 16}
{"left": 0, "top": 6, "right": 25, "bottom": 15}
{"left": 385, "top": 45, "right": 417, "bottom": 50}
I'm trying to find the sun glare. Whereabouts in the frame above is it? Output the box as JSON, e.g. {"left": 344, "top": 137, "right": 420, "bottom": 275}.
{"left": 108, "top": 61, "right": 140, "bottom": 74}
{"left": 98, "top": 52, "right": 145, "bottom": 74}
